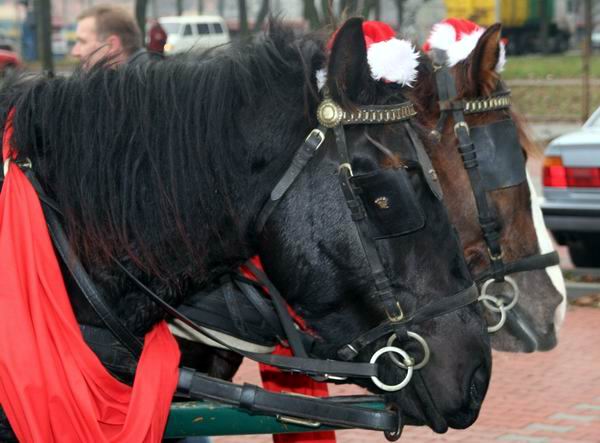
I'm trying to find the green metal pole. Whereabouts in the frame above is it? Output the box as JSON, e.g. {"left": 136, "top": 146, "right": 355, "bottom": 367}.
{"left": 163, "top": 400, "right": 387, "bottom": 438}
{"left": 582, "top": 0, "right": 591, "bottom": 123}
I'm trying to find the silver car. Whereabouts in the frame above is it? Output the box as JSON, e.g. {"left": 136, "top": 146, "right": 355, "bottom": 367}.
{"left": 542, "top": 108, "right": 600, "bottom": 267}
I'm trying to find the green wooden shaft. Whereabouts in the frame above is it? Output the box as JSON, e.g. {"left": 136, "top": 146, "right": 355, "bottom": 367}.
{"left": 164, "top": 400, "right": 386, "bottom": 437}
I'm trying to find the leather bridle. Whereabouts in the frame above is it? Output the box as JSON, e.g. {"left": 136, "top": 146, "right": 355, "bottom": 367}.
{"left": 3, "top": 95, "right": 481, "bottom": 440}
{"left": 255, "top": 95, "right": 480, "bottom": 378}
{"left": 429, "top": 49, "right": 560, "bottom": 332}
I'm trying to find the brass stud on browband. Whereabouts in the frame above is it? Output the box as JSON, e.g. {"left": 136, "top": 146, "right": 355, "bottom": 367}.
{"left": 374, "top": 197, "right": 390, "bottom": 209}
{"left": 316, "top": 99, "right": 344, "bottom": 128}
{"left": 316, "top": 99, "right": 417, "bottom": 127}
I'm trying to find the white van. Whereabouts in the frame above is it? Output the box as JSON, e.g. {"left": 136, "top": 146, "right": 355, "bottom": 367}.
{"left": 159, "top": 16, "right": 230, "bottom": 54}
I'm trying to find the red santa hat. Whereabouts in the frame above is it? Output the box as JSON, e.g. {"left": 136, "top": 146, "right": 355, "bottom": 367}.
{"left": 316, "top": 21, "right": 420, "bottom": 90}
{"left": 422, "top": 18, "right": 506, "bottom": 72}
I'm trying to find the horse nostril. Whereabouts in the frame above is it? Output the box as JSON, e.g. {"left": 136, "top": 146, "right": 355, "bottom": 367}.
{"left": 469, "top": 364, "right": 489, "bottom": 409}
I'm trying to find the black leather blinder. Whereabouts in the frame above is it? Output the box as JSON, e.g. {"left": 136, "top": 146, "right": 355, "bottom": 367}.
{"left": 349, "top": 167, "right": 425, "bottom": 239}
{"left": 470, "top": 119, "right": 527, "bottom": 191}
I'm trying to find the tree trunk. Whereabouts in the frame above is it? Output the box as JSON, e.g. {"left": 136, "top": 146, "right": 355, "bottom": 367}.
{"left": 238, "top": 0, "right": 249, "bottom": 37}
{"left": 135, "top": 0, "right": 148, "bottom": 40}
{"left": 395, "top": 0, "right": 406, "bottom": 28}
{"left": 253, "top": 0, "right": 270, "bottom": 32}
{"left": 198, "top": 0, "right": 205, "bottom": 14}
{"left": 303, "top": 0, "right": 320, "bottom": 30}
{"left": 539, "top": 0, "right": 549, "bottom": 54}
{"left": 34, "top": 0, "right": 54, "bottom": 76}
{"left": 361, "top": 0, "right": 376, "bottom": 19}
{"left": 321, "top": 0, "right": 335, "bottom": 28}
{"left": 347, "top": 0, "right": 358, "bottom": 15}
{"left": 176, "top": 0, "right": 184, "bottom": 16}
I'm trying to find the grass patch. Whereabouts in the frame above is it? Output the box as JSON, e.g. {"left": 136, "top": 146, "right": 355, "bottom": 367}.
{"left": 503, "top": 54, "right": 600, "bottom": 80}
{"left": 510, "top": 84, "right": 600, "bottom": 121}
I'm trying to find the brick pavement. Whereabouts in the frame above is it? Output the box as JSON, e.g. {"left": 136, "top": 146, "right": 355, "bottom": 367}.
{"left": 214, "top": 306, "right": 600, "bottom": 443}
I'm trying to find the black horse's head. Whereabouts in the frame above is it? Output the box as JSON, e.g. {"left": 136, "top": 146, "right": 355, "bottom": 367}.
{"left": 255, "top": 18, "right": 491, "bottom": 432}
{"left": 1, "top": 18, "right": 490, "bottom": 434}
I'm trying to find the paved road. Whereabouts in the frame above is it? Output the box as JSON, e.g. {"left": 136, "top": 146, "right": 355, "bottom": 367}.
{"left": 214, "top": 306, "right": 600, "bottom": 443}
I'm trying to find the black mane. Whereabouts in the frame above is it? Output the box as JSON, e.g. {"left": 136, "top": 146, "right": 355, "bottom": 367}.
{"left": 3, "top": 26, "right": 325, "bottom": 284}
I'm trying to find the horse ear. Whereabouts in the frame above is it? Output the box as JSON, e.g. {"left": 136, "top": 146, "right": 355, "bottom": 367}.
{"left": 468, "top": 23, "right": 502, "bottom": 96}
{"left": 326, "top": 17, "right": 373, "bottom": 106}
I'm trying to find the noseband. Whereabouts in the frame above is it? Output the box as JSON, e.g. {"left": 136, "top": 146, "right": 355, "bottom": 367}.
{"left": 430, "top": 49, "right": 560, "bottom": 332}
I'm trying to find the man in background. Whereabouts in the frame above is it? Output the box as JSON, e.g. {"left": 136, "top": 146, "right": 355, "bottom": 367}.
{"left": 71, "top": 4, "right": 144, "bottom": 69}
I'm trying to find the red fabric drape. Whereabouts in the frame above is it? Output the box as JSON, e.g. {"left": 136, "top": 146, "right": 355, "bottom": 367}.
{"left": 242, "top": 258, "right": 336, "bottom": 443}
{"left": 0, "top": 112, "right": 180, "bottom": 442}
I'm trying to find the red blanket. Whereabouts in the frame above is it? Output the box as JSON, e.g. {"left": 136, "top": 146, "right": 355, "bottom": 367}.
{"left": 0, "top": 112, "right": 180, "bottom": 442}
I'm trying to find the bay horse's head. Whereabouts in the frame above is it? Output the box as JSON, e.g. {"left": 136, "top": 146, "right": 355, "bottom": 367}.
{"left": 256, "top": 18, "right": 490, "bottom": 432}
{"left": 411, "top": 20, "right": 566, "bottom": 352}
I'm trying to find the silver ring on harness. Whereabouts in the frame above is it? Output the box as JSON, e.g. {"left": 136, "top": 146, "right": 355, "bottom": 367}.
{"left": 386, "top": 331, "right": 430, "bottom": 370}
{"left": 480, "top": 276, "right": 519, "bottom": 312}
{"left": 478, "top": 294, "right": 507, "bottom": 333}
{"left": 369, "top": 346, "right": 414, "bottom": 392}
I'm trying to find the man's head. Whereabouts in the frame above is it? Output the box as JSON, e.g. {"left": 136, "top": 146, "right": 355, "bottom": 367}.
{"left": 71, "top": 5, "right": 142, "bottom": 69}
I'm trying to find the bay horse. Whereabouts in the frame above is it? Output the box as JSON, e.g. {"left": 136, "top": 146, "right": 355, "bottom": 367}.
{"left": 411, "top": 22, "right": 566, "bottom": 352}
{"left": 0, "top": 19, "right": 490, "bottom": 439}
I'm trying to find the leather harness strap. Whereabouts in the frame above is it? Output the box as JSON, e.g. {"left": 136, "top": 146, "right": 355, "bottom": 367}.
{"left": 432, "top": 49, "right": 505, "bottom": 280}
{"left": 24, "top": 170, "right": 145, "bottom": 359}
{"left": 177, "top": 368, "right": 397, "bottom": 431}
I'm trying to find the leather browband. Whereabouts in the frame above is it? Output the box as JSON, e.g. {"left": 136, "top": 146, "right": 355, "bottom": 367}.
{"left": 464, "top": 92, "right": 511, "bottom": 115}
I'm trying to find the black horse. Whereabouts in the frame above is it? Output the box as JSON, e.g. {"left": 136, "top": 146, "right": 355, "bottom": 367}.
{"left": 0, "top": 19, "right": 490, "bottom": 438}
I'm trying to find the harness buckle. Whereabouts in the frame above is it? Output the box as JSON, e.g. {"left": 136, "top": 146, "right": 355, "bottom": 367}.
{"left": 276, "top": 414, "right": 322, "bottom": 428}
{"left": 385, "top": 302, "right": 404, "bottom": 322}
{"left": 305, "top": 128, "right": 326, "bottom": 151}
{"left": 487, "top": 247, "right": 504, "bottom": 262}
{"left": 453, "top": 121, "right": 470, "bottom": 137}
{"left": 454, "top": 121, "right": 471, "bottom": 137}
{"left": 338, "top": 162, "right": 353, "bottom": 177}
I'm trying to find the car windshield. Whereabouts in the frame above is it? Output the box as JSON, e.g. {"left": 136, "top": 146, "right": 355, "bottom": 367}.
{"left": 161, "top": 23, "right": 181, "bottom": 35}
{"left": 585, "top": 109, "right": 600, "bottom": 128}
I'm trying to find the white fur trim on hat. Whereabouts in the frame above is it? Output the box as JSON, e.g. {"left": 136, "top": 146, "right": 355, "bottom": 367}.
{"left": 315, "top": 38, "right": 419, "bottom": 90}
{"left": 367, "top": 39, "right": 419, "bottom": 87}
{"left": 427, "top": 22, "right": 506, "bottom": 72}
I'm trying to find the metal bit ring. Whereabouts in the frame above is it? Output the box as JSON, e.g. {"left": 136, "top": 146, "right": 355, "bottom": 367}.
{"left": 478, "top": 294, "right": 507, "bottom": 333}
{"left": 369, "top": 346, "right": 414, "bottom": 392}
{"left": 386, "top": 331, "right": 430, "bottom": 370}
{"left": 480, "top": 276, "right": 520, "bottom": 312}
